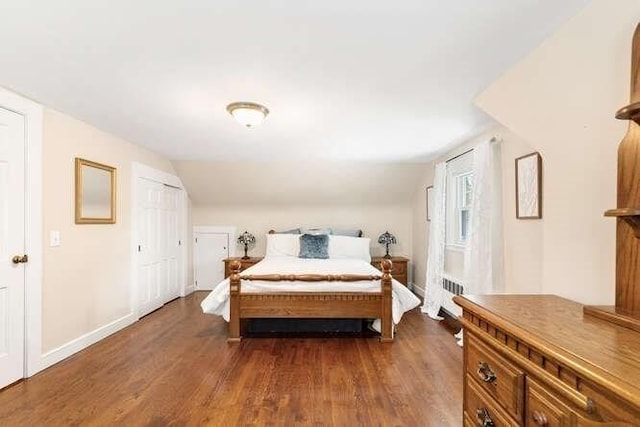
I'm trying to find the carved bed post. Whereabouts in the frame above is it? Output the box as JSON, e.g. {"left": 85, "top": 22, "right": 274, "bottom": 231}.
{"left": 228, "top": 260, "right": 242, "bottom": 343}
{"left": 380, "top": 259, "right": 394, "bottom": 342}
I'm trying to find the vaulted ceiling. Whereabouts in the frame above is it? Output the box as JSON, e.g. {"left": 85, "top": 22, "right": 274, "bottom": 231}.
{"left": 1, "top": 0, "right": 589, "bottom": 163}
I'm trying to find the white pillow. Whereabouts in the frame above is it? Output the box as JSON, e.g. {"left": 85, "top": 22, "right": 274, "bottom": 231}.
{"left": 328, "top": 235, "right": 371, "bottom": 262}
{"left": 265, "top": 233, "right": 300, "bottom": 258}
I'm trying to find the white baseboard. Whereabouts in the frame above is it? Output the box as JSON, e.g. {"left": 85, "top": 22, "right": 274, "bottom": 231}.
{"left": 39, "top": 313, "right": 135, "bottom": 372}
{"left": 183, "top": 284, "right": 196, "bottom": 296}
{"left": 412, "top": 283, "right": 425, "bottom": 297}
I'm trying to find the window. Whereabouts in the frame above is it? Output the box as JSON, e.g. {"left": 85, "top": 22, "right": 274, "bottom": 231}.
{"left": 457, "top": 172, "right": 474, "bottom": 243}
{"left": 446, "top": 151, "right": 474, "bottom": 248}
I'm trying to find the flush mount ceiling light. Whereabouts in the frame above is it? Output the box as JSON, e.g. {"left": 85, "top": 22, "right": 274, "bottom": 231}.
{"left": 226, "top": 102, "right": 269, "bottom": 128}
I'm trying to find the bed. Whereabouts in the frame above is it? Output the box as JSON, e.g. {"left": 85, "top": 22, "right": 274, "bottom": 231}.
{"left": 200, "top": 232, "right": 420, "bottom": 342}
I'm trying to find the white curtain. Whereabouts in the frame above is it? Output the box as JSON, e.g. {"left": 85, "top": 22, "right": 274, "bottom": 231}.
{"left": 421, "top": 162, "right": 447, "bottom": 319}
{"left": 464, "top": 138, "right": 504, "bottom": 296}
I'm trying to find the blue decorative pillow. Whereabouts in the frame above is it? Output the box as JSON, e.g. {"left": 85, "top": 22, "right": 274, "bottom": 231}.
{"left": 299, "top": 234, "right": 329, "bottom": 259}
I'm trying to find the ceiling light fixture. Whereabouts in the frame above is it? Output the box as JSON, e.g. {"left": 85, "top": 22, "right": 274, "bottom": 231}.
{"left": 226, "top": 102, "right": 269, "bottom": 128}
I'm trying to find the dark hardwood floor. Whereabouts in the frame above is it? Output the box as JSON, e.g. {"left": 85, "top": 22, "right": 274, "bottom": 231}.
{"left": 0, "top": 292, "right": 463, "bottom": 426}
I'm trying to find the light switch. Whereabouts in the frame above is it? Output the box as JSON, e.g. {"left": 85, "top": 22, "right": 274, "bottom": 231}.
{"left": 50, "top": 230, "right": 61, "bottom": 247}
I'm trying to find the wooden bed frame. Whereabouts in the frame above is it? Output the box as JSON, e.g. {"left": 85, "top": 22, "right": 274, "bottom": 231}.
{"left": 228, "top": 258, "right": 394, "bottom": 342}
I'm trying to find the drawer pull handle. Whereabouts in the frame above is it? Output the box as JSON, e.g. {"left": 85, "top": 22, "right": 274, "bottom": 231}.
{"left": 476, "top": 408, "right": 495, "bottom": 427}
{"left": 531, "top": 410, "right": 549, "bottom": 426}
{"left": 477, "top": 362, "right": 497, "bottom": 383}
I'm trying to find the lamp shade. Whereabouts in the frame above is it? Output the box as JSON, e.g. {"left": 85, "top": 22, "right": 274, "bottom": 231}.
{"left": 377, "top": 231, "right": 397, "bottom": 245}
{"left": 237, "top": 230, "right": 256, "bottom": 260}
{"left": 227, "top": 102, "right": 269, "bottom": 127}
{"left": 378, "top": 231, "right": 397, "bottom": 259}
{"left": 237, "top": 230, "right": 256, "bottom": 245}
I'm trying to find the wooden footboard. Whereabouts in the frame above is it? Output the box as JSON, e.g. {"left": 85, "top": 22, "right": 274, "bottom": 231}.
{"left": 228, "top": 259, "right": 394, "bottom": 343}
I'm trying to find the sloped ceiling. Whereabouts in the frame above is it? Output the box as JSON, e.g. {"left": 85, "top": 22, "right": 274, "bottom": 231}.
{"left": 0, "top": 0, "right": 589, "bottom": 163}
{"left": 173, "top": 161, "right": 428, "bottom": 205}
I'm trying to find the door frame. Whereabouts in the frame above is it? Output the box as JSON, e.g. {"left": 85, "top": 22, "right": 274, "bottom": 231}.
{"left": 131, "top": 162, "right": 188, "bottom": 319}
{"left": 0, "top": 87, "right": 43, "bottom": 377}
{"left": 193, "top": 226, "right": 237, "bottom": 291}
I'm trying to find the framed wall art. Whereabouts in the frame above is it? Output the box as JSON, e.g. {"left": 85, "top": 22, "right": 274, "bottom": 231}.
{"left": 515, "top": 152, "right": 542, "bottom": 219}
{"left": 426, "top": 185, "right": 433, "bottom": 222}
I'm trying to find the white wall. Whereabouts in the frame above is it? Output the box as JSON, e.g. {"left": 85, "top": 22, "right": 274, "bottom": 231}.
{"left": 476, "top": 0, "right": 639, "bottom": 304}
{"left": 42, "top": 108, "right": 176, "bottom": 352}
{"left": 193, "top": 204, "right": 413, "bottom": 271}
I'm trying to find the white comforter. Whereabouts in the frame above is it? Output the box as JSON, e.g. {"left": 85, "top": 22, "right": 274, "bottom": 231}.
{"left": 200, "top": 256, "right": 421, "bottom": 328}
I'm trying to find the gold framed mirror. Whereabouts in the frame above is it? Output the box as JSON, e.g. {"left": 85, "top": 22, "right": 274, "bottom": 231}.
{"left": 75, "top": 158, "right": 116, "bottom": 224}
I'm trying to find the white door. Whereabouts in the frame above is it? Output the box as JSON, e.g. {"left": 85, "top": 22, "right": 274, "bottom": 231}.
{"left": 0, "top": 107, "right": 25, "bottom": 387}
{"left": 163, "top": 185, "right": 181, "bottom": 301}
{"left": 137, "top": 178, "right": 165, "bottom": 317}
{"left": 194, "top": 233, "right": 229, "bottom": 291}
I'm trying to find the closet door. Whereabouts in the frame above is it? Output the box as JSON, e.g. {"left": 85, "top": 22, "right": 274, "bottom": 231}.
{"left": 163, "top": 185, "right": 181, "bottom": 301}
{"left": 194, "top": 232, "right": 229, "bottom": 290}
{"left": 137, "top": 178, "right": 165, "bottom": 317}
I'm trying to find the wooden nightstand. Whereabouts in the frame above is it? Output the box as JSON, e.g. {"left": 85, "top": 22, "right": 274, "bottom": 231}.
{"left": 371, "top": 256, "right": 409, "bottom": 286}
{"left": 223, "top": 257, "right": 263, "bottom": 278}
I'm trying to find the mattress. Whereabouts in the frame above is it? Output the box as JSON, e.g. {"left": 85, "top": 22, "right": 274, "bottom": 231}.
{"left": 200, "top": 256, "right": 421, "bottom": 328}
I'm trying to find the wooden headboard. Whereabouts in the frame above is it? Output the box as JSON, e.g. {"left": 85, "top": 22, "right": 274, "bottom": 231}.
{"left": 268, "top": 228, "right": 363, "bottom": 237}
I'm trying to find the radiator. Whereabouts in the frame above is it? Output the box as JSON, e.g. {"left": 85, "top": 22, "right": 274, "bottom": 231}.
{"left": 441, "top": 275, "right": 464, "bottom": 317}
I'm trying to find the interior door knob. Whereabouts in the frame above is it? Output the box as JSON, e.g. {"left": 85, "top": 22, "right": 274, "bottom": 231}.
{"left": 12, "top": 254, "right": 28, "bottom": 264}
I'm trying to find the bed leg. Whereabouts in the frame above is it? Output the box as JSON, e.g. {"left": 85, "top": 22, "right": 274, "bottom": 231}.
{"left": 380, "top": 259, "right": 394, "bottom": 342}
{"left": 228, "top": 260, "right": 242, "bottom": 343}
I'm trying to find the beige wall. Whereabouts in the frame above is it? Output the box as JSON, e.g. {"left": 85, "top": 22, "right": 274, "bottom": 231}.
{"left": 476, "top": 0, "right": 640, "bottom": 304}
{"left": 411, "top": 125, "right": 543, "bottom": 295}
{"left": 500, "top": 128, "right": 544, "bottom": 294}
{"left": 410, "top": 163, "right": 434, "bottom": 293}
{"left": 42, "top": 108, "right": 175, "bottom": 352}
{"left": 193, "top": 204, "right": 413, "bottom": 267}
{"left": 173, "top": 161, "right": 426, "bottom": 206}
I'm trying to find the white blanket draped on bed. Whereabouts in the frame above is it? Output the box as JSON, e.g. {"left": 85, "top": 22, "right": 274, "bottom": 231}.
{"left": 200, "top": 256, "right": 421, "bottom": 331}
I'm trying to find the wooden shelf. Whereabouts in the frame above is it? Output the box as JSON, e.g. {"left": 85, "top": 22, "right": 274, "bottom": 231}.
{"left": 616, "top": 101, "right": 640, "bottom": 125}
{"left": 604, "top": 208, "right": 640, "bottom": 216}
{"left": 592, "top": 25, "right": 640, "bottom": 332}
{"left": 604, "top": 208, "right": 640, "bottom": 238}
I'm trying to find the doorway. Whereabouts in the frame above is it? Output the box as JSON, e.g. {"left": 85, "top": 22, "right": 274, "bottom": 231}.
{"left": 0, "top": 88, "right": 43, "bottom": 385}
{"left": 193, "top": 226, "right": 236, "bottom": 291}
{"left": 0, "top": 107, "right": 26, "bottom": 387}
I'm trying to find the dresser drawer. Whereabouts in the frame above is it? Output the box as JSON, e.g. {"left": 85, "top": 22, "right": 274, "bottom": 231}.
{"left": 464, "top": 411, "right": 475, "bottom": 427}
{"left": 526, "top": 378, "right": 572, "bottom": 427}
{"left": 577, "top": 382, "right": 640, "bottom": 425}
{"left": 465, "top": 374, "right": 519, "bottom": 427}
{"left": 467, "top": 333, "right": 525, "bottom": 421}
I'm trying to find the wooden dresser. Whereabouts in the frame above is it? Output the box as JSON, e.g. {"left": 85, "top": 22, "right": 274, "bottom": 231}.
{"left": 371, "top": 256, "right": 409, "bottom": 286}
{"left": 223, "top": 257, "right": 263, "bottom": 278}
{"left": 454, "top": 294, "right": 640, "bottom": 427}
